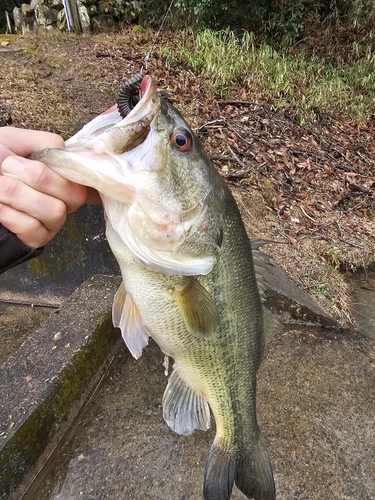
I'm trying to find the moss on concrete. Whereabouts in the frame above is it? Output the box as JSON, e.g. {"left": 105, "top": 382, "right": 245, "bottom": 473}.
{"left": 0, "top": 311, "right": 119, "bottom": 498}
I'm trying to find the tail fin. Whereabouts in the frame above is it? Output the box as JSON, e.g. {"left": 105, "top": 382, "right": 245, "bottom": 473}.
{"left": 203, "top": 446, "right": 236, "bottom": 500}
{"left": 235, "top": 437, "right": 275, "bottom": 500}
{"left": 203, "top": 438, "right": 275, "bottom": 500}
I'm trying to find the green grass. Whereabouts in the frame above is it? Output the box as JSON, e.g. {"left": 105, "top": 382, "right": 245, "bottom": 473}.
{"left": 312, "top": 283, "right": 329, "bottom": 296}
{"left": 163, "top": 29, "right": 375, "bottom": 123}
{"left": 23, "top": 43, "right": 39, "bottom": 56}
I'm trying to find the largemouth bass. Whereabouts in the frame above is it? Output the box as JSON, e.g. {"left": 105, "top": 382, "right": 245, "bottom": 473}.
{"left": 33, "top": 74, "right": 276, "bottom": 500}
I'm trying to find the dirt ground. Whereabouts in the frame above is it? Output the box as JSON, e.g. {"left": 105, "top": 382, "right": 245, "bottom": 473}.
{"left": 0, "top": 29, "right": 374, "bottom": 324}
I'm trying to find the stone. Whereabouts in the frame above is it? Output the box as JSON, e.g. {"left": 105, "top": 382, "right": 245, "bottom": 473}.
{"left": 21, "top": 3, "right": 33, "bottom": 17}
{"left": 12, "top": 7, "right": 22, "bottom": 32}
{"left": 45, "top": 0, "right": 64, "bottom": 9}
{"left": 87, "top": 4, "right": 97, "bottom": 16}
{"left": 7, "top": 0, "right": 146, "bottom": 33}
{"left": 13, "top": 6, "right": 35, "bottom": 33}
{"left": 91, "top": 13, "right": 117, "bottom": 32}
{"left": 56, "top": 7, "right": 67, "bottom": 30}
{"left": 122, "top": 0, "right": 141, "bottom": 22}
{"left": 34, "top": 0, "right": 58, "bottom": 26}
{"left": 80, "top": 0, "right": 97, "bottom": 6}
{"left": 98, "top": 0, "right": 119, "bottom": 18}
{"left": 77, "top": 0, "right": 91, "bottom": 32}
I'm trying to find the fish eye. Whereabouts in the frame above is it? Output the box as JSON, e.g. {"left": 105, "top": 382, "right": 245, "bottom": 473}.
{"left": 171, "top": 129, "right": 192, "bottom": 152}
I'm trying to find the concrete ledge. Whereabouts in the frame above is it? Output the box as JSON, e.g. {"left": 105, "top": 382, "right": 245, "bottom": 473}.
{"left": 0, "top": 274, "right": 121, "bottom": 499}
{"left": 252, "top": 247, "right": 338, "bottom": 328}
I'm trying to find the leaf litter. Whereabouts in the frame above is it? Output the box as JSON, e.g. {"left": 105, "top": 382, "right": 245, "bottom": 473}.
{"left": 0, "top": 30, "right": 374, "bottom": 325}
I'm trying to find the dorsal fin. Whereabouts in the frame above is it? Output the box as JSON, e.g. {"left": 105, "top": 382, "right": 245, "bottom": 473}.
{"left": 112, "top": 282, "right": 150, "bottom": 359}
{"left": 162, "top": 369, "right": 211, "bottom": 436}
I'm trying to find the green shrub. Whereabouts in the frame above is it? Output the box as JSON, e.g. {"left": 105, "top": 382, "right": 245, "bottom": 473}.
{"left": 173, "top": 0, "right": 271, "bottom": 30}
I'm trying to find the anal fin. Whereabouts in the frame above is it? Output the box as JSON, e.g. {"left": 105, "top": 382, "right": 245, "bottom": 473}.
{"left": 162, "top": 369, "right": 211, "bottom": 436}
{"left": 112, "top": 282, "right": 150, "bottom": 359}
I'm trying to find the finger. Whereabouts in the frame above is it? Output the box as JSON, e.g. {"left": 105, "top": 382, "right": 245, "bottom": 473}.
{"left": 0, "top": 127, "right": 64, "bottom": 166}
{"left": 0, "top": 203, "right": 57, "bottom": 249}
{"left": 0, "top": 175, "right": 68, "bottom": 235}
{"left": 1, "top": 156, "right": 87, "bottom": 214}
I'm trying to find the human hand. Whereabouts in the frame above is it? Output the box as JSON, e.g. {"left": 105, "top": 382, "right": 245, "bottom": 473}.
{"left": 0, "top": 127, "right": 100, "bottom": 249}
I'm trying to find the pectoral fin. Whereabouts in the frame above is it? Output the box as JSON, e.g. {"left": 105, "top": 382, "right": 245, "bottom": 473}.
{"left": 169, "top": 277, "right": 218, "bottom": 337}
{"left": 162, "top": 369, "right": 211, "bottom": 436}
{"left": 112, "top": 282, "right": 150, "bottom": 359}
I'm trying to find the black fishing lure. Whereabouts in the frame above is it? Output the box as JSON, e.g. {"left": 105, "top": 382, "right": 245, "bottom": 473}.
{"left": 117, "top": 73, "right": 143, "bottom": 118}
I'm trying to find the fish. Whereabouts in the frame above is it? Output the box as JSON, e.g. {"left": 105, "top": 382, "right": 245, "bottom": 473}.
{"left": 32, "top": 74, "right": 276, "bottom": 500}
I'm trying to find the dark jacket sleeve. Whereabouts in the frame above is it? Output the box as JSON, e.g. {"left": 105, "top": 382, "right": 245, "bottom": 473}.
{"left": 0, "top": 223, "right": 44, "bottom": 274}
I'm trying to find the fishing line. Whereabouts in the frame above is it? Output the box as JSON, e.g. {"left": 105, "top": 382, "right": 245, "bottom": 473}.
{"left": 141, "top": 0, "right": 175, "bottom": 72}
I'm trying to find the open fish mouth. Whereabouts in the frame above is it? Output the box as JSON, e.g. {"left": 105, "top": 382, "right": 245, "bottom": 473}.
{"left": 31, "top": 74, "right": 161, "bottom": 204}
{"left": 62, "top": 73, "right": 160, "bottom": 155}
